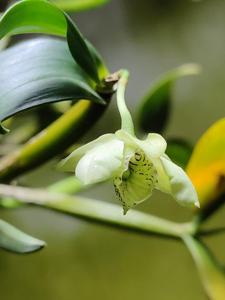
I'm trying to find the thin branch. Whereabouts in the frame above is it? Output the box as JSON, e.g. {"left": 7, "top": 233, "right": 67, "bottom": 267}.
{"left": 183, "top": 235, "right": 225, "bottom": 299}
{"left": 116, "top": 70, "right": 135, "bottom": 135}
{"left": 0, "top": 184, "right": 196, "bottom": 239}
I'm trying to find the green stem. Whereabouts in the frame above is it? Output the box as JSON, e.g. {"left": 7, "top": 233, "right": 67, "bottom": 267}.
{"left": 48, "top": 176, "right": 84, "bottom": 194}
{"left": 0, "top": 176, "right": 84, "bottom": 208}
{"left": 0, "top": 99, "right": 109, "bottom": 182}
{"left": 117, "top": 70, "right": 135, "bottom": 135}
{"left": 0, "top": 183, "right": 195, "bottom": 239}
{"left": 183, "top": 235, "right": 225, "bottom": 300}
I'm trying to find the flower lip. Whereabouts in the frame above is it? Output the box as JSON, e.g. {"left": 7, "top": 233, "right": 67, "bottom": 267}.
{"left": 113, "top": 148, "right": 158, "bottom": 214}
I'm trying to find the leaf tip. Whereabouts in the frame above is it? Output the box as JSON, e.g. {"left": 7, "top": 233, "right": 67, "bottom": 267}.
{"left": 176, "top": 63, "right": 202, "bottom": 77}
{"left": 26, "top": 239, "right": 46, "bottom": 254}
{"left": 0, "top": 123, "right": 10, "bottom": 134}
{"left": 195, "top": 200, "right": 200, "bottom": 208}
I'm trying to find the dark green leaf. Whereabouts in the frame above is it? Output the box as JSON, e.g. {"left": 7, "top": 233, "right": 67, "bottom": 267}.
{"left": 0, "top": 0, "right": 66, "bottom": 36}
{"left": 51, "top": 0, "right": 110, "bottom": 12}
{"left": 0, "top": 37, "right": 104, "bottom": 123}
{"left": 138, "top": 64, "right": 201, "bottom": 133}
{"left": 0, "top": 13, "right": 10, "bottom": 61}
{"left": 86, "top": 39, "right": 108, "bottom": 79}
{"left": 0, "top": 0, "right": 103, "bottom": 82}
{"left": 65, "top": 14, "right": 100, "bottom": 82}
{"left": 166, "top": 139, "right": 193, "bottom": 169}
{"left": 0, "top": 219, "right": 45, "bottom": 253}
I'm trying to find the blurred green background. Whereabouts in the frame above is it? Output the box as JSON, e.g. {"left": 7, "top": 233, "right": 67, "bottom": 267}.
{"left": 1, "top": 0, "right": 225, "bottom": 299}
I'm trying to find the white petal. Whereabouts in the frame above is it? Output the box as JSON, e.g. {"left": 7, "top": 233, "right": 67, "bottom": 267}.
{"left": 116, "top": 130, "right": 167, "bottom": 158}
{"left": 144, "top": 133, "right": 167, "bottom": 157}
{"left": 115, "top": 129, "right": 139, "bottom": 149}
{"left": 59, "top": 134, "right": 117, "bottom": 172}
{"left": 76, "top": 138, "right": 124, "bottom": 185}
{"left": 160, "top": 156, "right": 200, "bottom": 208}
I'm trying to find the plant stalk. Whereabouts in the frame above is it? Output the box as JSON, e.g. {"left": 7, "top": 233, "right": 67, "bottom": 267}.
{"left": 117, "top": 70, "right": 135, "bottom": 135}
{"left": 0, "top": 183, "right": 196, "bottom": 239}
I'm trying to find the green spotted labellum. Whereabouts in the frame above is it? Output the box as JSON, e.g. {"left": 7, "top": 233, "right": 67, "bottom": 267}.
{"left": 60, "top": 70, "right": 199, "bottom": 214}
{"left": 113, "top": 148, "right": 158, "bottom": 213}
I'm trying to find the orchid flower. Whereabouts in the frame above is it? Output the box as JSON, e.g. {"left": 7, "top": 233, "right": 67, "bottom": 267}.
{"left": 60, "top": 70, "right": 199, "bottom": 214}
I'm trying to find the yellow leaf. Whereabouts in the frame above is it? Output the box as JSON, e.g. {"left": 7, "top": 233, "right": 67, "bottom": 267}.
{"left": 186, "top": 118, "right": 225, "bottom": 208}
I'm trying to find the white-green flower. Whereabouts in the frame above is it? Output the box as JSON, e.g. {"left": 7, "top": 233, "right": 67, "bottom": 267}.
{"left": 59, "top": 70, "right": 199, "bottom": 214}
{"left": 60, "top": 129, "right": 199, "bottom": 214}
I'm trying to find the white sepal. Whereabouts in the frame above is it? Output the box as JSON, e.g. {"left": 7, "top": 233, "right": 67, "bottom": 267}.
{"left": 59, "top": 134, "right": 117, "bottom": 172}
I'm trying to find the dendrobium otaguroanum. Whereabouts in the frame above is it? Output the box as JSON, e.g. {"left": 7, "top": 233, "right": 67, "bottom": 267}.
{"left": 60, "top": 70, "right": 199, "bottom": 214}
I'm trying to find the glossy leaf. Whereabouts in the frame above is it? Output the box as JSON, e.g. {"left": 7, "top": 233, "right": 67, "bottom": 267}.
{"left": 184, "top": 236, "right": 225, "bottom": 300}
{"left": 166, "top": 139, "right": 193, "bottom": 169}
{"left": 0, "top": 36, "right": 8, "bottom": 51}
{"left": 0, "top": 14, "right": 9, "bottom": 51}
{"left": 186, "top": 118, "right": 225, "bottom": 209}
{"left": 0, "top": 37, "right": 104, "bottom": 124}
{"left": 51, "top": 0, "right": 110, "bottom": 12}
{"left": 0, "top": 219, "right": 45, "bottom": 253}
{"left": 138, "top": 64, "right": 201, "bottom": 133}
{"left": 0, "top": 0, "right": 103, "bottom": 82}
